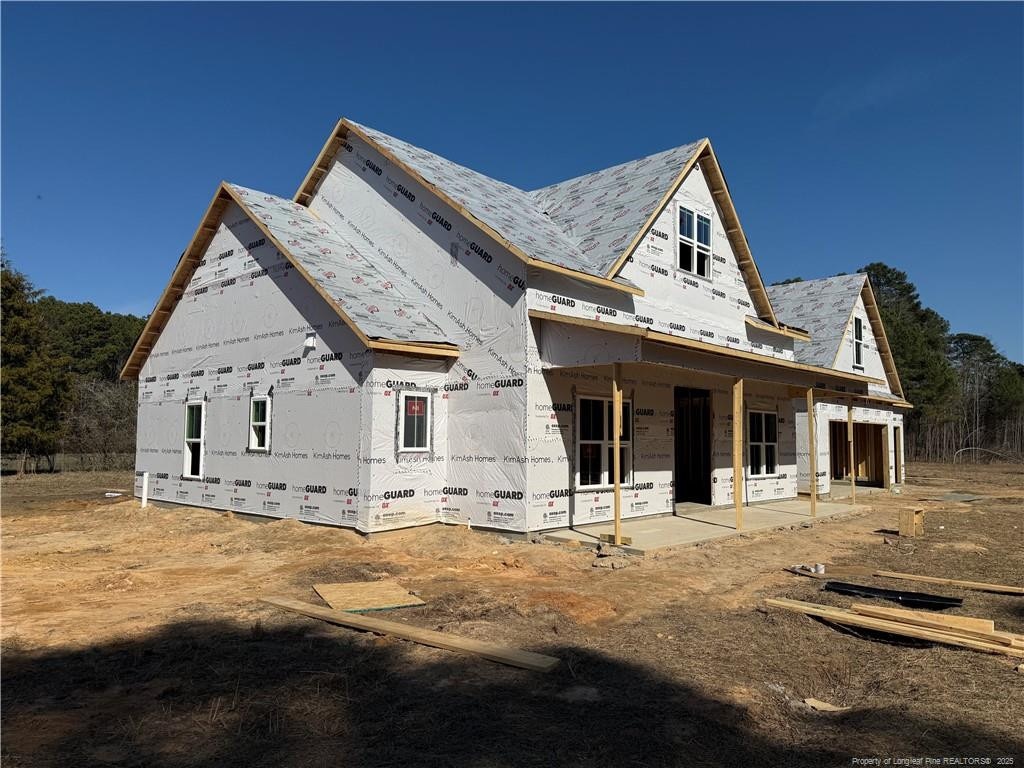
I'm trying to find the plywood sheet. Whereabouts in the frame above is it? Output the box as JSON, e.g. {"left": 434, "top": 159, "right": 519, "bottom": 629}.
{"left": 313, "top": 580, "right": 425, "bottom": 613}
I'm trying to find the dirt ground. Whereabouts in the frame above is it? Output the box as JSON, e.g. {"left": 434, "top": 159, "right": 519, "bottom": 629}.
{"left": 2, "top": 464, "right": 1022, "bottom": 767}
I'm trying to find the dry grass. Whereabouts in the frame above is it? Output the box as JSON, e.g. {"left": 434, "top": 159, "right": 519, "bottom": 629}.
{"left": 2, "top": 463, "right": 1022, "bottom": 767}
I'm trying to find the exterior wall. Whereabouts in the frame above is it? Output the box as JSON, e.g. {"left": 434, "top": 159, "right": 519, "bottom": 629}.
{"left": 361, "top": 355, "right": 448, "bottom": 531}
{"left": 525, "top": 162, "right": 796, "bottom": 363}
{"left": 526, "top": 324, "right": 798, "bottom": 530}
{"left": 307, "top": 133, "right": 531, "bottom": 531}
{"left": 134, "top": 202, "right": 373, "bottom": 528}
{"left": 793, "top": 400, "right": 904, "bottom": 495}
{"left": 835, "top": 294, "right": 893, "bottom": 396}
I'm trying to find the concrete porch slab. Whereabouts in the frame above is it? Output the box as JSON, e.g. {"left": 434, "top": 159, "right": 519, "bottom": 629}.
{"left": 542, "top": 499, "right": 869, "bottom": 555}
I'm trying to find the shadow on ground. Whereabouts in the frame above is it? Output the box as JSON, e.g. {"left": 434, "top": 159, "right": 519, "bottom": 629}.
{"left": 3, "top": 617, "right": 1021, "bottom": 768}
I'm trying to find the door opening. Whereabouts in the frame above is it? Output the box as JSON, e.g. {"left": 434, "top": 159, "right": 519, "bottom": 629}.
{"left": 829, "top": 421, "right": 886, "bottom": 487}
{"left": 674, "top": 387, "right": 712, "bottom": 504}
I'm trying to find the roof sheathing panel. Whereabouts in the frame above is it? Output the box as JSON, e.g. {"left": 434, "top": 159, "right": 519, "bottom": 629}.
{"left": 228, "top": 185, "right": 452, "bottom": 346}
{"left": 766, "top": 274, "right": 868, "bottom": 368}
{"left": 530, "top": 140, "right": 705, "bottom": 274}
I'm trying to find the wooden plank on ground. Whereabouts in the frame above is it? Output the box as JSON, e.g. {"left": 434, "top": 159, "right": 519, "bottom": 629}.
{"left": 313, "top": 580, "right": 425, "bottom": 613}
{"left": 765, "top": 598, "right": 1024, "bottom": 658}
{"left": 850, "top": 603, "right": 994, "bottom": 633}
{"left": 849, "top": 604, "right": 1022, "bottom": 647}
{"left": 872, "top": 571, "right": 1024, "bottom": 595}
{"left": 263, "top": 597, "right": 560, "bottom": 672}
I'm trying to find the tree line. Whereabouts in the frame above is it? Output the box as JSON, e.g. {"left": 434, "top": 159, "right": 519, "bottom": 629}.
{"left": 2, "top": 257, "right": 1021, "bottom": 472}
{"left": 2, "top": 257, "right": 145, "bottom": 472}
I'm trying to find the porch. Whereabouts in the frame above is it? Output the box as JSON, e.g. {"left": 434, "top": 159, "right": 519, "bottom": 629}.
{"left": 543, "top": 497, "right": 868, "bottom": 555}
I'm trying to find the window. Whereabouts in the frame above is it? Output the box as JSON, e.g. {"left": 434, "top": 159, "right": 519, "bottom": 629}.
{"left": 853, "top": 317, "right": 864, "bottom": 369}
{"left": 249, "top": 396, "right": 270, "bottom": 451}
{"left": 183, "top": 402, "right": 205, "bottom": 479}
{"left": 748, "top": 411, "right": 778, "bottom": 477}
{"left": 678, "top": 205, "right": 712, "bottom": 279}
{"left": 576, "top": 396, "right": 632, "bottom": 488}
{"left": 399, "top": 392, "right": 431, "bottom": 452}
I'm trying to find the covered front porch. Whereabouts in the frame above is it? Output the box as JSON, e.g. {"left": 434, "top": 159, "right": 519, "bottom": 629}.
{"left": 544, "top": 497, "right": 868, "bottom": 555}
{"left": 527, "top": 312, "right": 896, "bottom": 541}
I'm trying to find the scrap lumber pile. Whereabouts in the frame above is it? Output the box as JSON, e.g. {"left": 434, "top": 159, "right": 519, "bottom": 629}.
{"left": 766, "top": 598, "right": 1024, "bottom": 658}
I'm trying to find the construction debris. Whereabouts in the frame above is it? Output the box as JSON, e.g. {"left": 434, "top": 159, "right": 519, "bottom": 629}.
{"left": 313, "top": 580, "right": 425, "bottom": 613}
{"left": 786, "top": 565, "right": 1024, "bottom": 596}
{"left": 804, "top": 698, "right": 851, "bottom": 713}
{"left": 263, "top": 596, "right": 560, "bottom": 672}
{"left": 766, "top": 598, "right": 1024, "bottom": 658}
{"left": 823, "top": 581, "right": 962, "bottom": 610}
{"left": 871, "top": 570, "right": 1024, "bottom": 596}
{"left": 849, "top": 604, "right": 1023, "bottom": 648}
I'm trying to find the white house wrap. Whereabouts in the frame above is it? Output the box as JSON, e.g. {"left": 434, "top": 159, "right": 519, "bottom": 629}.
{"left": 124, "top": 118, "right": 910, "bottom": 534}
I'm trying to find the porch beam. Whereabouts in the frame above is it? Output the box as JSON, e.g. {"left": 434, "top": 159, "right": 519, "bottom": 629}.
{"left": 848, "top": 403, "right": 856, "bottom": 504}
{"left": 807, "top": 387, "right": 817, "bottom": 519}
{"left": 612, "top": 363, "right": 623, "bottom": 546}
{"left": 733, "top": 378, "right": 744, "bottom": 530}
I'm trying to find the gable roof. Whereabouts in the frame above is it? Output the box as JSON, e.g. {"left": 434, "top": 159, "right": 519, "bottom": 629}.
{"left": 530, "top": 140, "right": 706, "bottom": 274}
{"left": 767, "top": 274, "right": 904, "bottom": 398}
{"left": 120, "top": 183, "right": 459, "bottom": 380}
{"left": 294, "top": 118, "right": 781, "bottom": 326}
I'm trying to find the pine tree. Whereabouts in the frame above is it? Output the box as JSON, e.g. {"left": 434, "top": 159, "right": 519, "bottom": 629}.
{"left": 1, "top": 258, "right": 71, "bottom": 472}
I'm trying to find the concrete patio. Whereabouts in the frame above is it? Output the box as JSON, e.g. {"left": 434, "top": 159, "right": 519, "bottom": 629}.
{"left": 543, "top": 498, "right": 869, "bottom": 555}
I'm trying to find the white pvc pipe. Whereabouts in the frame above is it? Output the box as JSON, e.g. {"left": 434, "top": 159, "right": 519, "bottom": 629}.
{"left": 141, "top": 472, "right": 149, "bottom": 508}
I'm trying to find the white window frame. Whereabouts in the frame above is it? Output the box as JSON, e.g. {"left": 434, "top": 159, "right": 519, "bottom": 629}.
{"left": 183, "top": 401, "right": 206, "bottom": 479}
{"left": 575, "top": 395, "right": 632, "bottom": 490}
{"left": 747, "top": 410, "right": 779, "bottom": 478}
{"left": 248, "top": 395, "right": 270, "bottom": 452}
{"left": 398, "top": 391, "right": 431, "bottom": 453}
{"left": 853, "top": 317, "right": 864, "bottom": 370}
{"left": 678, "top": 204, "right": 712, "bottom": 280}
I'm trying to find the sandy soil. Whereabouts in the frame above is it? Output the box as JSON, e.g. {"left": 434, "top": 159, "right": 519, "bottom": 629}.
{"left": 2, "top": 463, "right": 1022, "bottom": 767}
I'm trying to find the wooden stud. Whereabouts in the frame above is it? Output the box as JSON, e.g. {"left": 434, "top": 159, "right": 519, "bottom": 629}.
{"left": 733, "top": 378, "right": 744, "bottom": 530}
{"left": 806, "top": 387, "right": 817, "bottom": 519}
{"left": 882, "top": 425, "right": 893, "bottom": 490}
{"left": 872, "top": 571, "right": 1024, "bottom": 596}
{"left": 847, "top": 404, "right": 856, "bottom": 504}
{"left": 612, "top": 362, "right": 623, "bottom": 546}
{"left": 849, "top": 603, "right": 995, "bottom": 633}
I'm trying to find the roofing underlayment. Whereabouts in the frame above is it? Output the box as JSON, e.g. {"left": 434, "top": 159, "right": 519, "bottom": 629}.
{"left": 766, "top": 274, "right": 869, "bottom": 367}
{"left": 229, "top": 184, "right": 452, "bottom": 345}
{"left": 350, "top": 120, "right": 705, "bottom": 278}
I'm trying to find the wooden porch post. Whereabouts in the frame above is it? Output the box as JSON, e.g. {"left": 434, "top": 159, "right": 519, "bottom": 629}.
{"left": 733, "top": 378, "right": 744, "bottom": 530}
{"left": 612, "top": 363, "right": 623, "bottom": 546}
{"left": 806, "top": 388, "right": 817, "bottom": 519}
{"left": 847, "top": 403, "right": 856, "bottom": 504}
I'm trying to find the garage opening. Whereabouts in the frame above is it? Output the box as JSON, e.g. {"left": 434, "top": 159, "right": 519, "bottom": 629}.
{"left": 829, "top": 421, "right": 886, "bottom": 488}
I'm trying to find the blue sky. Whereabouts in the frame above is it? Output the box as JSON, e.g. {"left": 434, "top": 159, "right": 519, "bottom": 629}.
{"left": 3, "top": 2, "right": 1022, "bottom": 360}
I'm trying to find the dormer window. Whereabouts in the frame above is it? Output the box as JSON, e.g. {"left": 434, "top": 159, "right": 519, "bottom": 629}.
{"left": 679, "top": 206, "right": 711, "bottom": 279}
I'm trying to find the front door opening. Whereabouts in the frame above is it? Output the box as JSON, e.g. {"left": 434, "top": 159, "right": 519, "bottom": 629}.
{"left": 674, "top": 387, "right": 711, "bottom": 504}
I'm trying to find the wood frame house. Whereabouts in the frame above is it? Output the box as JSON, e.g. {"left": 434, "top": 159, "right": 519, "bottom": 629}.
{"left": 122, "top": 118, "right": 911, "bottom": 536}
